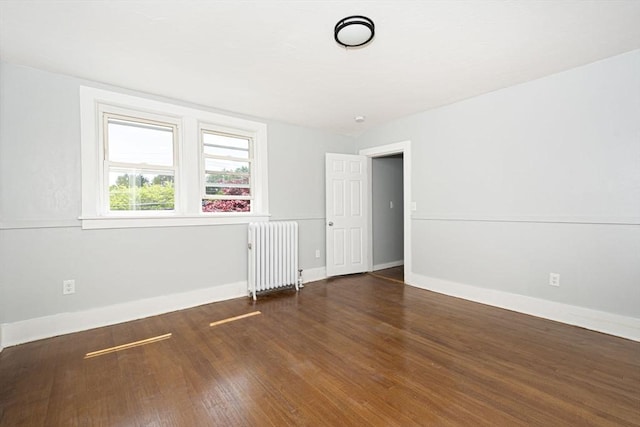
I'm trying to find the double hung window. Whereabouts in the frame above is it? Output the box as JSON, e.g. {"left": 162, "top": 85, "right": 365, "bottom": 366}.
{"left": 80, "top": 86, "right": 269, "bottom": 229}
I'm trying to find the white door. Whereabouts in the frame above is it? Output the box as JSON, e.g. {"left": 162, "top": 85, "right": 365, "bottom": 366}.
{"left": 325, "top": 153, "right": 369, "bottom": 277}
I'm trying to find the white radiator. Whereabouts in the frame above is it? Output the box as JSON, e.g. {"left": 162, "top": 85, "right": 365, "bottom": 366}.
{"left": 248, "top": 221, "right": 299, "bottom": 300}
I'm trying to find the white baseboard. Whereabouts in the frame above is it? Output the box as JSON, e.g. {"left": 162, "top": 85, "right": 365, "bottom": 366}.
{"left": 8, "top": 270, "right": 632, "bottom": 348}
{"left": 0, "top": 281, "right": 247, "bottom": 349}
{"left": 0, "top": 267, "right": 330, "bottom": 350}
{"left": 301, "top": 267, "right": 327, "bottom": 284}
{"left": 373, "top": 260, "right": 404, "bottom": 271}
{"left": 409, "top": 273, "right": 640, "bottom": 342}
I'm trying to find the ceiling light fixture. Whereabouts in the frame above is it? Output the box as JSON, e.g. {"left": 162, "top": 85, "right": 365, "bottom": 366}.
{"left": 334, "top": 16, "right": 375, "bottom": 48}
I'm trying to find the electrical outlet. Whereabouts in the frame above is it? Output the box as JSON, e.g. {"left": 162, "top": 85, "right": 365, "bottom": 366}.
{"left": 549, "top": 273, "right": 560, "bottom": 287}
{"left": 390, "top": 201, "right": 394, "bottom": 209}
{"left": 315, "top": 249, "right": 321, "bottom": 258}
{"left": 63, "top": 279, "right": 76, "bottom": 295}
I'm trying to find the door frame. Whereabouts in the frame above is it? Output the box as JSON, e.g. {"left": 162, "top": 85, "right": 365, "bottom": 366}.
{"left": 359, "top": 141, "right": 412, "bottom": 284}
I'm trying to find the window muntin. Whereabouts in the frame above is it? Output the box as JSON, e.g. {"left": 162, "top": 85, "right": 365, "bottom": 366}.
{"left": 103, "top": 114, "right": 177, "bottom": 213}
{"left": 201, "top": 130, "right": 252, "bottom": 213}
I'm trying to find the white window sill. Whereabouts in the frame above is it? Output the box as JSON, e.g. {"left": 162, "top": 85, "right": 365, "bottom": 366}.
{"left": 80, "top": 214, "right": 271, "bottom": 230}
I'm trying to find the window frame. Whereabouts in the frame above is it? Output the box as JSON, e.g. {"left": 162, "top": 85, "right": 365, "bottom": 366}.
{"left": 200, "top": 125, "right": 254, "bottom": 213}
{"left": 101, "top": 109, "right": 180, "bottom": 215}
{"left": 80, "top": 86, "right": 269, "bottom": 229}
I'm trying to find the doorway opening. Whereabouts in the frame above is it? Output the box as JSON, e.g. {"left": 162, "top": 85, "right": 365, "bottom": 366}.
{"left": 371, "top": 154, "right": 404, "bottom": 282}
{"left": 359, "top": 141, "right": 412, "bottom": 285}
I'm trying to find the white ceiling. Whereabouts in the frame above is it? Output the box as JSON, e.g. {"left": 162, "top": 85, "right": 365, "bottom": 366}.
{"left": 1, "top": 1, "right": 639, "bottom": 136}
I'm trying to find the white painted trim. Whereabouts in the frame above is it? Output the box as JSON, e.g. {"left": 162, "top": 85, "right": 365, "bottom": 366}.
{"left": 409, "top": 273, "right": 640, "bottom": 342}
{"left": 359, "top": 141, "right": 412, "bottom": 286}
{"left": 0, "top": 281, "right": 247, "bottom": 348}
{"left": 413, "top": 214, "right": 640, "bottom": 226}
{"left": 271, "top": 215, "right": 326, "bottom": 221}
{"left": 80, "top": 214, "right": 270, "bottom": 229}
{"left": 301, "top": 267, "right": 327, "bottom": 284}
{"left": 0, "top": 219, "right": 81, "bottom": 229}
{"left": 359, "top": 141, "right": 410, "bottom": 158}
{"left": 373, "top": 260, "right": 404, "bottom": 271}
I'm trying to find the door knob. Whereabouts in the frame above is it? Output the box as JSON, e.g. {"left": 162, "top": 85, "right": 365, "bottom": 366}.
{"left": 328, "top": 221, "right": 334, "bottom": 226}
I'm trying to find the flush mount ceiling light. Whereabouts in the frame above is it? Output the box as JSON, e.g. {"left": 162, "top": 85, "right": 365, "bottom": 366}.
{"left": 334, "top": 16, "right": 375, "bottom": 48}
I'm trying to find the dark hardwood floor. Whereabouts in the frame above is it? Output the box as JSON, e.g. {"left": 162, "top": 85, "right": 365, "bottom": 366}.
{"left": 1, "top": 274, "right": 639, "bottom": 426}
{"left": 370, "top": 266, "right": 404, "bottom": 283}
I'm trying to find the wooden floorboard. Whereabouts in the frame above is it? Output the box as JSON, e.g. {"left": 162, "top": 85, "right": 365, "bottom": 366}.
{"left": 1, "top": 274, "right": 639, "bottom": 426}
{"left": 371, "top": 265, "right": 404, "bottom": 283}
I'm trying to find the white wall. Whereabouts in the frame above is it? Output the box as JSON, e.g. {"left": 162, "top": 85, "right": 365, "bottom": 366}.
{"left": 0, "top": 62, "right": 352, "bottom": 343}
{"left": 372, "top": 156, "right": 404, "bottom": 268}
{"left": 267, "top": 121, "right": 353, "bottom": 271}
{"left": 356, "top": 50, "right": 640, "bottom": 334}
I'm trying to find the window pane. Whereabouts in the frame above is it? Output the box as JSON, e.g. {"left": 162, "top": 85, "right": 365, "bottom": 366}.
{"left": 203, "top": 145, "right": 249, "bottom": 159}
{"left": 109, "top": 170, "right": 174, "bottom": 211}
{"left": 202, "top": 199, "right": 251, "bottom": 212}
{"left": 202, "top": 132, "right": 249, "bottom": 150}
{"left": 202, "top": 132, "right": 249, "bottom": 158}
{"left": 205, "top": 172, "right": 249, "bottom": 185}
{"left": 204, "top": 186, "right": 250, "bottom": 196}
{"left": 204, "top": 158, "right": 249, "bottom": 173}
{"left": 201, "top": 130, "right": 253, "bottom": 213}
{"left": 204, "top": 159, "right": 250, "bottom": 189}
{"left": 108, "top": 118, "right": 174, "bottom": 166}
